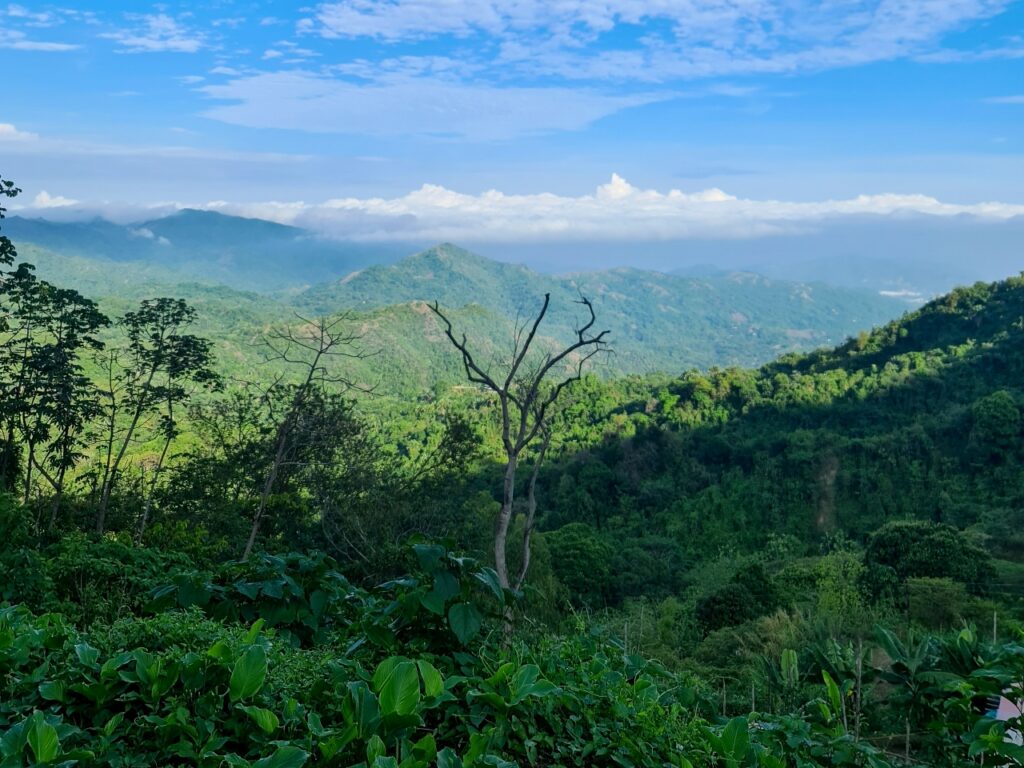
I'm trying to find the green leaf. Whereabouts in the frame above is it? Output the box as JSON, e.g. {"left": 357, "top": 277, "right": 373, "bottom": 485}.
{"left": 366, "top": 734, "right": 386, "bottom": 764}
{"left": 38, "top": 681, "right": 66, "bottom": 703}
{"left": 822, "top": 670, "right": 842, "bottom": 718}
{"left": 74, "top": 643, "right": 99, "bottom": 668}
{"left": 240, "top": 705, "right": 279, "bottom": 734}
{"left": 413, "top": 543, "right": 445, "bottom": 572}
{"left": 253, "top": 746, "right": 308, "bottom": 768}
{"left": 718, "top": 716, "right": 750, "bottom": 762}
{"left": 474, "top": 568, "right": 505, "bottom": 604}
{"left": 344, "top": 681, "right": 380, "bottom": 737}
{"left": 244, "top": 618, "right": 266, "bottom": 644}
{"left": 229, "top": 646, "right": 267, "bottom": 702}
{"left": 374, "top": 658, "right": 421, "bottom": 717}
{"left": 448, "top": 603, "right": 483, "bottom": 645}
{"left": 417, "top": 660, "right": 444, "bottom": 699}
{"left": 436, "top": 747, "right": 461, "bottom": 768}
{"left": 27, "top": 712, "right": 60, "bottom": 764}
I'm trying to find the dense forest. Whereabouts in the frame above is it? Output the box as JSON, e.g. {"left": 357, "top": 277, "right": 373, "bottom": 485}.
{"left": 3, "top": 170, "right": 1024, "bottom": 766}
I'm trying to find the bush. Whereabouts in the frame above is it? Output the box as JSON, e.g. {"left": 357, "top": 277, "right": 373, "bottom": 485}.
{"left": 695, "top": 563, "right": 779, "bottom": 634}
{"left": 866, "top": 520, "right": 995, "bottom": 594}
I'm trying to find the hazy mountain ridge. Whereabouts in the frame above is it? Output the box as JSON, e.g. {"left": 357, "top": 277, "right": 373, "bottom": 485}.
{"left": 298, "top": 242, "right": 908, "bottom": 373}
{"left": 13, "top": 220, "right": 910, "bottom": 388}
{"left": 6, "top": 210, "right": 412, "bottom": 292}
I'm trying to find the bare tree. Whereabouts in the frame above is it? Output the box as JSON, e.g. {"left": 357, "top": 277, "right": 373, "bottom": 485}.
{"left": 242, "top": 313, "right": 369, "bottom": 559}
{"left": 429, "top": 293, "right": 609, "bottom": 590}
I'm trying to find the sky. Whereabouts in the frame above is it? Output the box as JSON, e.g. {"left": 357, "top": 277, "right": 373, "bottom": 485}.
{"left": 1, "top": 0, "right": 1023, "bottom": 256}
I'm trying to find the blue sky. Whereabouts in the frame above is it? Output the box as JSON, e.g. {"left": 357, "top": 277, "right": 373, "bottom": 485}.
{"left": 1, "top": 0, "right": 1023, "bottom": 246}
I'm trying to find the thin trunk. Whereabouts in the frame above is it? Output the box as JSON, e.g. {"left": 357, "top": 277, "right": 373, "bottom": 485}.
{"left": 97, "top": 365, "right": 157, "bottom": 533}
{"left": 905, "top": 716, "right": 910, "bottom": 761}
{"left": 29, "top": 452, "right": 61, "bottom": 529}
{"left": 854, "top": 638, "right": 863, "bottom": 742}
{"left": 514, "top": 434, "right": 549, "bottom": 592}
{"left": 244, "top": 349, "right": 325, "bottom": 559}
{"left": 22, "top": 438, "right": 34, "bottom": 505}
{"left": 243, "top": 421, "right": 290, "bottom": 559}
{"left": 48, "top": 467, "right": 66, "bottom": 530}
{"left": 137, "top": 405, "right": 174, "bottom": 543}
{"left": 494, "top": 454, "right": 518, "bottom": 590}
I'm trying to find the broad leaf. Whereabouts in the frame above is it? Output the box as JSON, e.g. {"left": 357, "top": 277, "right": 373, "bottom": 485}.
{"left": 253, "top": 746, "right": 309, "bottom": 768}
{"left": 230, "top": 646, "right": 267, "bottom": 702}
{"left": 448, "top": 603, "right": 483, "bottom": 645}
{"left": 240, "top": 705, "right": 279, "bottom": 734}
{"left": 27, "top": 712, "right": 60, "bottom": 764}
{"left": 374, "top": 658, "right": 421, "bottom": 717}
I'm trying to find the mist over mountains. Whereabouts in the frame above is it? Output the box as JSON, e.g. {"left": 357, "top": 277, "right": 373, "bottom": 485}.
{"left": 8, "top": 210, "right": 918, "bottom": 384}
{"left": 9, "top": 207, "right": 1021, "bottom": 300}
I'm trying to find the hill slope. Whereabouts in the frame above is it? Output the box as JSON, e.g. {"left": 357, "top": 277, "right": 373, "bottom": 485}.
{"left": 533, "top": 274, "right": 1024, "bottom": 598}
{"left": 298, "top": 243, "right": 908, "bottom": 372}
{"left": 6, "top": 211, "right": 409, "bottom": 292}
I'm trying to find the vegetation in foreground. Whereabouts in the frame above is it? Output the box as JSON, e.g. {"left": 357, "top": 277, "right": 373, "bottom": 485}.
{"left": 4, "top": 172, "right": 1024, "bottom": 765}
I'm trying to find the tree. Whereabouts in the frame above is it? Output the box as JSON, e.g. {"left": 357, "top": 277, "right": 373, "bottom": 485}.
{"left": 95, "top": 298, "right": 218, "bottom": 533}
{"left": 430, "top": 293, "right": 609, "bottom": 591}
{"left": 242, "top": 314, "right": 368, "bottom": 559}
{"left": 18, "top": 284, "right": 108, "bottom": 524}
{"left": 866, "top": 520, "right": 994, "bottom": 594}
{"left": 0, "top": 264, "right": 45, "bottom": 493}
{"left": 0, "top": 172, "right": 19, "bottom": 268}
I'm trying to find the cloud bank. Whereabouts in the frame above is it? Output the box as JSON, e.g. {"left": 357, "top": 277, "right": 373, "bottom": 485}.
{"left": 20, "top": 175, "right": 1023, "bottom": 243}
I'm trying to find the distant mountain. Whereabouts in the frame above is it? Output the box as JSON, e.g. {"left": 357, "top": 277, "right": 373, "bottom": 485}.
{"left": 297, "top": 243, "right": 909, "bottom": 373}
{"left": 6, "top": 210, "right": 412, "bottom": 292}
{"left": 12, "top": 231, "right": 912, "bottom": 386}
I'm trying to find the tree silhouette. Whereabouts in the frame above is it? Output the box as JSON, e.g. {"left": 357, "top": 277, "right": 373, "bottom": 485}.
{"left": 430, "top": 293, "right": 609, "bottom": 591}
{"left": 95, "top": 298, "right": 218, "bottom": 533}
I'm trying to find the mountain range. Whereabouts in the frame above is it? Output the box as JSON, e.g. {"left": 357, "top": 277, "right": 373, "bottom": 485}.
{"left": 9, "top": 211, "right": 914, "bottom": 393}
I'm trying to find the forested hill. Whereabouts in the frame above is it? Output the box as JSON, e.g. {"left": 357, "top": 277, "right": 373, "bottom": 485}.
{"left": 5, "top": 210, "right": 409, "bottom": 292}
{"left": 535, "top": 273, "right": 1024, "bottom": 613}
{"left": 297, "top": 242, "right": 907, "bottom": 372}
{"left": 14, "top": 237, "right": 910, "bottom": 386}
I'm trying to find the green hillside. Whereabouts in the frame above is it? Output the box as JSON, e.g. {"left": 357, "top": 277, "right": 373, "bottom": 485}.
{"left": 7, "top": 211, "right": 410, "bottom": 292}
{"left": 299, "top": 243, "right": 907, "bottom": 372}
{"left": 17, "top": 240, "right": 910, "bottom": 394}
{"left": 531, "top": 274, "right": 1024, "bottom": 609}
{"left": 7, "top": 194, "right": 1024, "bottom": 763}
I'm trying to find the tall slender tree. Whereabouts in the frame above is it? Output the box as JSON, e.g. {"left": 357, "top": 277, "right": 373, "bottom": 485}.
{"left": 0, "top": 173, "right": 22, "bottom": 490}
{"left": 18, "top": 285, "right": 108, "bottom": 521}
{"left": 242, "top": 314, "right": 368, "bottom": 559}
{"left": 430, "top": 293, "right": 609, "bottom": 591}
{"left": 95, "top": 298, "right": 218, "bottom": 533}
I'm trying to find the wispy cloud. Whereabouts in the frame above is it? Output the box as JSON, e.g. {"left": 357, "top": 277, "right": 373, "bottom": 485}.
{"left": 985, "top": 94, "right": 1024, "bottom": 104}
{"left": 0, "top": 28, "right": 78, "bottom": 51}
{"left": 100, "top": 13, "right": 206, "bottom": 53}
{"left": 32, "top": 190, "right": 78, "bottom": 208}
{"left": 201, "top": 71, "right": 666, "bottom": 139}
{"left": 301, "top": 0, "right": 1014, "bottom": 82}
{"left": 0, "top": 123, "right": 38, "bottom": 141}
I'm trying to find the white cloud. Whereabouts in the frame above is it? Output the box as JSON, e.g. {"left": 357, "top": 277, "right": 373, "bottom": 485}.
{"left": 0, "top": 28, "right": 78, "bottom": 51}
{"left": 0, "top": 123, "right": 37, "bottom": 141}
{"left": 201, "top": 71, "right": 666, "bottom": 139}
{"left": 186, "top": 174, "right": 1024, "bottom": 242}
{"left": 302, "top": 0, "right": 1013, "bottom": 82}
{"left": 985, "top": 94, "right": 1024, "bottom": 104}
{"left": 32, "top": 191, "right": 78, "bottom": 208}
{"left": 100, "top": 14, "right": 205, "bottom": 53}
{"left": 4, "top": 3, "right": 61, "bottom": 27}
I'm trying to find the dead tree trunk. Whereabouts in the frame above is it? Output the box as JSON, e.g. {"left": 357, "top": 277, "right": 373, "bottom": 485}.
{"left": 431, "top": 293, "right": 608, "bottom": 591}
{"left": 242, "top": 313, "right": 367, "bottom": 559}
